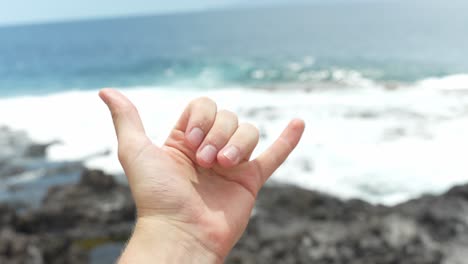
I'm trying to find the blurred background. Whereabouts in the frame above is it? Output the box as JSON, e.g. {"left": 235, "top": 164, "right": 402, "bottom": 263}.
{"left": 1, "top": 0, "right": 468, "bottom": 263}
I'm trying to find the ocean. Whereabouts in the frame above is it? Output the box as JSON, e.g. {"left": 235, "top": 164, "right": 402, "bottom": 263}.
{"left": 1, "top": 2, "right": 468, "bottom": 205}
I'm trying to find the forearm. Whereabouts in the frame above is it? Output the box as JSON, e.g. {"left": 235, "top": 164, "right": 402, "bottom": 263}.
{"left": 118, "top": 218, "right": 223, "bottom": 264}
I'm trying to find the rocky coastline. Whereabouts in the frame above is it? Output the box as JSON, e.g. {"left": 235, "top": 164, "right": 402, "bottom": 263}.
{"left": 2, "top": 127, "right": 468, "bottom": 263}
{"left": 2, "top": 168, "right": 468, "bottom": 263}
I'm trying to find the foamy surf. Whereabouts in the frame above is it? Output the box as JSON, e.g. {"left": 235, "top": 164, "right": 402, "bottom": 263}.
{"left": 1, "top": 74, "right": 468, "bottom": 205}
{"left": 413, "top": 74, "right": 468, "bottom": 92}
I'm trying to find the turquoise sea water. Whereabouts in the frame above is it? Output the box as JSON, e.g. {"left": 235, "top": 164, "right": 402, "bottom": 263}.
{"left": 0, "top": 1, "right": 467, "bottom": 97}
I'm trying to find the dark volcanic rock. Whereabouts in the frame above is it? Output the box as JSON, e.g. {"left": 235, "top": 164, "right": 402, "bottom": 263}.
{"left": 0, "top": 169, "right": 135, "bottom": 263}
{"left": 79, "top": 169, "right": 116, "bottom": 190}
{"left": 396, "top": 183, "right": 468, "bottom": 243}
{"left": 225, "top": 184, "right": 468, "bottom": 264}
{"left": 17, "top": 169, "right": 135, "bottom": 240}
{"left": 4, "top": 165, "right": 468, "bottom": 263}
{"left": 0, "top": 227, "right": 88, "bottom": 264}
{"left": 24, "top": 140, "right": 61, "bottom": 158}
{"left": 0, "top": 204, "right": 16, "bottom": 226}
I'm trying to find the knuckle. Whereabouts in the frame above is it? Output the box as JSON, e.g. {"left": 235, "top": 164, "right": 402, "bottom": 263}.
{"left": 112, "top": 102, "right": 137, "bottom": 118}
{"left": 189, "top": 97, "right": 216, "bottom": 109}
{"left": 279, "top": 136, "right": 295, "bottom": 153}
{"left": 205, "top": 129, "right": 229, "bottom": 146}
{"left": 241, "top": 123, "right": 260, "bottom": 139}
{"left": 111, "top": 110, "right": 119, "bottom": 121}
{"left": 187, "top": 97, "right": 217, "bottom": 130}
{"left": 117, "top": 147, "right": 127, "bottom": 164}
{"left": 217, "top": 110, "right": 238, "bottom": 123}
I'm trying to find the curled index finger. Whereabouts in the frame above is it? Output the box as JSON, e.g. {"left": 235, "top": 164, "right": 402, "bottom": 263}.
{"left": 174, "top": 97, "right": 217, "bottom": 149}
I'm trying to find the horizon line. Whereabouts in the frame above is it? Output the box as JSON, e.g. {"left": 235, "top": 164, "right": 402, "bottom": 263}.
{"left": 0, "top": 0, "right": 394, "bottom": 29}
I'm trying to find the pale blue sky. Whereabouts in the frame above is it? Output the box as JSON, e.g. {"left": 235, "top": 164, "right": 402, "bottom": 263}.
{"left": 0, "top": 0, "right": 422, "bottom": 26}
{"left": 0, "top": 0, "right": 298, "bottom": 26}
{"left": 0, "top": 0, "right": 239, "bottom": 25}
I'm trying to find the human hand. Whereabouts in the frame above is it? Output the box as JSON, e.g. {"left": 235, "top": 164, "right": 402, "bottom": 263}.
{"left": 99, "top": 89, "right": 305, "bottom": 263}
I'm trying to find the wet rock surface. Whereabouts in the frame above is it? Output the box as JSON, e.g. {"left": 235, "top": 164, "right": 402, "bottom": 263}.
{"left": 0, "top": 127, "right": 94, "bottom": 207}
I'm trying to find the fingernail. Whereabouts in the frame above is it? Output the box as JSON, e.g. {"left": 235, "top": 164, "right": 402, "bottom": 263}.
{"left": 199, "top": 145, "right": 217, "bottom": 164}
{"left": 187, "top": 127, "right": 204, "bottom": 147}
{"left": 222, "top": 145, "right": 240, "bottom": 163}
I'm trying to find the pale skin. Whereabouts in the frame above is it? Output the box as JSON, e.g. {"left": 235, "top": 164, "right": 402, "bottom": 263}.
{"left": 99, "top": 88, "right": 305, "bottom": 263}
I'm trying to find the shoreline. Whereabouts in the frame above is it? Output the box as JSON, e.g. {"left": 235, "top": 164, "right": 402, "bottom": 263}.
{"left": 2, "top": 86, "right": 468, "bottom": 205}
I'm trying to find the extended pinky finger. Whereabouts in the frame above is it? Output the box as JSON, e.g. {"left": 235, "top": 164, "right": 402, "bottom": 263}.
{"left": 253, "top": 119, "right": 305, "bottom": 184}
{"left": 217, "top": 123, "right": 260, "bottom": 168}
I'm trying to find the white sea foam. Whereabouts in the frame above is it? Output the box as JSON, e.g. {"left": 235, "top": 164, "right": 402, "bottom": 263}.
{"left": 413, "top": 74, "right": 468, "bottom": 91}
{"left": 2, "top": 74, "right": 468, "bottom": 205}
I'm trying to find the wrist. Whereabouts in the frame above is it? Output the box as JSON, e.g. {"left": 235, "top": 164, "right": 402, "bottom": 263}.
{"left": 118, "top": 217, "right": 224, "bottom": 264}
